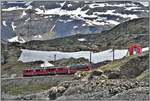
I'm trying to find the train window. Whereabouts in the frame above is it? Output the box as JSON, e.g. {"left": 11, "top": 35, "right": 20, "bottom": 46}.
{"left": 46, "top": 68, "right": 55, "bottom": 72}
{"left": 59, "top": 68, "right": 63, "bottom": 70}
{"left": 36, "top": 69, "right": 40, "bottom": 72}
{"left": 46, "top": 69, "right": 50, "bottom": 72}
{"left": 24, "top": 69, "right": 33, "bottom": 73}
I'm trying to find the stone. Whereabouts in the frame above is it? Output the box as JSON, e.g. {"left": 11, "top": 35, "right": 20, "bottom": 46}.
{"left": 91, "top": 69, "right": 103, "bottom": 76}
{"left": 108, "top": 71, "right": 120, "bottom": 79}
{"left": 48, "top": 86, "right": 66, "bottom": 100}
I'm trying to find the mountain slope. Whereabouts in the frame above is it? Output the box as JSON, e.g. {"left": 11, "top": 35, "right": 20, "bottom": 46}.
{"left": 1, "top": 1, "right": 149, "bottom": 42}
{"left": 18, "top": 17, "right": 149, "bottom": 51}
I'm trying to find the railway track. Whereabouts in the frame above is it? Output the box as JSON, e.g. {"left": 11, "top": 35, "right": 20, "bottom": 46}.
{"left": 1, "top": 75, "right": 74, "bottom": 80}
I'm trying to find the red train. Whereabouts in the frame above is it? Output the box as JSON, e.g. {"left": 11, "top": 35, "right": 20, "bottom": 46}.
{"left": 23, "top": 61, "right": 110, "bottom": 77}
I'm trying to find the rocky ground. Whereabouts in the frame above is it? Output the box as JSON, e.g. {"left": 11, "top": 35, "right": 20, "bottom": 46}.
{"left": 55, "top": 79, "right": 149, "bottom": 100}
{"left": 1, "top": 53, "right": 149, "bottom": 100}
{"left": 2, "top": 78, "right": 149, "bottom": 100}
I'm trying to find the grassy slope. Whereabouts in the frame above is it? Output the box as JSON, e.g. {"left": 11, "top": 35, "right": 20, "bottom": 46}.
{"left": 100, "top": 57, "right": 131, "bottom": 72}
{"left": 2, "top": 83, "right": 53, "bottom": 95}
{"left": 2, "top": 75, "right": 73, "bottom": 96}
{"left": 136, "top": 69, "right": 149, "bottom": 81}
{"left": 78, "top": 53, "right": 149, "bottom": 80}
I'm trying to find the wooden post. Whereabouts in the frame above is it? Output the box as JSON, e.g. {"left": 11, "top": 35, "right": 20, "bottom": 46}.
{"left": 90, "top": 51, "right": 92, "bottom": 63}
{"left": 54, "top": 54, "right": 56, "bottom": 66}
{"left": 112, "top": 48, "right": 115, "bottom": 61}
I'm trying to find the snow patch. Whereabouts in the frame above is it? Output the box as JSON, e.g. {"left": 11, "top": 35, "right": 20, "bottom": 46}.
{"left": 73, "top": 26, "right": 78, "bottom": 29}
{"left": 33, "top": 35, "right": 42, "bottom": 38}
{"left": 68, "top": 4, "right": 72, "bottom": 7}
{"left": 8, "top": 36, "right": 26, "bottom": 43}
{"left": 133, "top": 9, "right": 148, "bottom": 12}
{"left": 60, "top": 2, "right": 66, "bottom": 7}
{"left": 89, "top": 3, "right": 135, "bottom": 8}
{"left": 83, "top": 14, "right": 97, "bottom": 19}
{"left": 11, "top": 22, "right": 16, "bottom": 31}
{"left": 26, "top": 5, "right": 32, "bottom": 9}
{"left": 78, "top": 38, "right": 86, "bottom": 42}
{"left": 59, "top": 19, "right": 73, "bottom": 23}
{"left": 125, "top": 7, "right": 141, "bottom": 10}
{"left": 25, "top": 18, "right": 30, "bottom": 22}
{"left": 82, "top": 24, "right": 86, "bottom": 26}
{"left": 34, "top": 4, "right": 140, "bottom": 26}
{"left": 107, "top": 20, "right": 120, "bottom": 25}
{"left": 44, "top": 16, "right": 49, "bottom": 19}
{"left": 89, "top": 3, "right": 107, "bottom": 8}
{"left": 94, "top": 10, "right": 138, "bottom": 19}
{"left": 2, "top": 7, "right": 25, "bottom": 11}
{"left": 20, "top": 11, "right": 27, "bottom": 18}
{"left": 2, "top": 21, "right": 7, "bottom": 26}
{"left": 35, "top": 7, "right": 92, "bottom": 20}
{"left": 85, "top": 20, "right": 107, "bottom": 26}
{"left": 35, "top": 8, "right": 44, "bottom": 14}
{"left": 139, "top": 2, "right": 149, "bottom": 6}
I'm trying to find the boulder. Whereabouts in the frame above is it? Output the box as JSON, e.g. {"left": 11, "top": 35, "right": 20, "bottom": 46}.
{"left": 81, "top": 70, "right": 104, "bottom": 81}
{"left": 91, "top": 70, "right": 103, "bottom": 76}
{"left": 74, "top": 71, "right": 88, "bottom": 80}
{"left": 99, "top": 74, "right": 108, "bottom": 80}
{"left": 48, "top": 86, "right": 66, "bottom": 100}
{"left": 108, "top": 71, "right": 120, "bottom": 79}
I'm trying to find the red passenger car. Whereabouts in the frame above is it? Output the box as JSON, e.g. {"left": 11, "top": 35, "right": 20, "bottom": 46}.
{"left": 22, "top": 63, "right": 107, "bottom": 77}
{"left": 55, "top": 67, "right": 68, "bottom": 74}
{"left": 23, "top": 69, "right": 34, "bottom": 77}
{"left": 46, "top": 68, "right": 56, "bottom": 75}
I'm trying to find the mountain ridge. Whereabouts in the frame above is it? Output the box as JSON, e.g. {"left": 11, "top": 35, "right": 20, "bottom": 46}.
{"left": 1, "top": 1, "right": 149, "bottom": 42}
{"left": 11, "top": 17, "right": 148, "bottom": 52}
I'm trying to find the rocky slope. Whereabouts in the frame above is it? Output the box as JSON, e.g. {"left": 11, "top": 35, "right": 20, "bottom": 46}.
{"left": 16, "top": 17, "right": 149, "bottom": 51}
{"left": 2, "top": 80, "right": 149, "bottom": 100}
{"left": 1, "top": 1, "right": 149, "bottom": 42}
{"left": 74, "top": 53, "right": 149, "bottom": 80}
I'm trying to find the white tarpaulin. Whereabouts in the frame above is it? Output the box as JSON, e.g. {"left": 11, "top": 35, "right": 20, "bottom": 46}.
{"left": 18, "top": 49, "right": 128, "bottom": 64}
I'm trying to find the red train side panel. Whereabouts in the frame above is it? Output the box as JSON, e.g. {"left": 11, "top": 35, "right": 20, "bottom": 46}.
{"left": 23, "top": 63, "right": 109, "bottom": 77}
{"left": 46, "top": 68, "right": 57, "bottom": 75}
{"left": 23, "top": 69, "right": 34, "bottom": 77}
{"left": 55, "top": 67, "right": 68, "bottom": 74}
{"left": 33, "top": 69, "right": 48, "bottom": 76}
